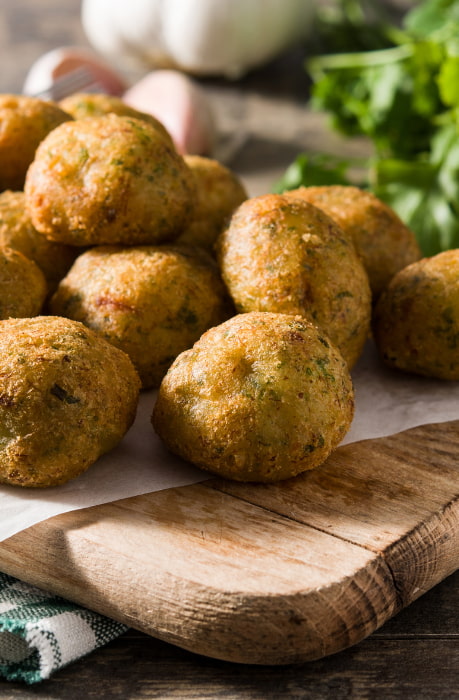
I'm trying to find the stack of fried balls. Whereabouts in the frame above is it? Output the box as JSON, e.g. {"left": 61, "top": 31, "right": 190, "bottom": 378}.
{"left": 0, "top": 91, "right": 452, "bottom": 489}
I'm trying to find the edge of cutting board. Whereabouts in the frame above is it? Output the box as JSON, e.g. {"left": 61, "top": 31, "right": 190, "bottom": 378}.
{"left": 0, "top": 419, "right": 458, "bottom": 665}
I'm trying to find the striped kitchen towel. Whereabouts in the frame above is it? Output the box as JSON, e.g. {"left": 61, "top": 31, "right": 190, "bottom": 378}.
{"left": 0, "top": 572, "right": 128, "bottom": 683}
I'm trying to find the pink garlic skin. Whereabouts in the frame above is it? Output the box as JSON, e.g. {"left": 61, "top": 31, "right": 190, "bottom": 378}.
{"left": 123, "top": 70, "right": 216, "bottom": 155}
{"left": 24, "top": 49, "right": 216, "bottom": 156}
{"left": 23, "top": 47, "right": 128, "bottom": 97}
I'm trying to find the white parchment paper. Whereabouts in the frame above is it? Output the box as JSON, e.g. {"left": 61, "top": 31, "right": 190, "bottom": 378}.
{"left": 0, "top": 339, "right": 458, "bottom": 543}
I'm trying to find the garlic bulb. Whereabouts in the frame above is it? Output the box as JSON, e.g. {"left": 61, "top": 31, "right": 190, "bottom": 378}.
{"left": 81, "top": 0, "right": 314, "bottom": 79}
{"left": 124, "top": 70, "right": 216, "bottom": 155}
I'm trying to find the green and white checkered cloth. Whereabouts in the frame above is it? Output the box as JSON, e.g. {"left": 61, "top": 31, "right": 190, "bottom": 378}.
{"left": 0, "top": 572, "right": 128, "bottom": 684}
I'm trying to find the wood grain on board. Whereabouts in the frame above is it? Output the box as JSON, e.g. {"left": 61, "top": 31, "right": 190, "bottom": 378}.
{"left": 0, "top": 419, "right": 458, "bottom": 665}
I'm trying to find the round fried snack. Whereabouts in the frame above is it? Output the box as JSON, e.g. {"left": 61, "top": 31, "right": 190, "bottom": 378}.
{"left": 0, "top": 316, "right": 141, "bottom": 487}
{"left": 283, "top": 185, "right": 422, "bottom": 300}
{"left": 0, "top": 246, "right": 47, "bottom": 319}
{"left": 49, "top": 245, "right": 233, "bottom": 388}
{"left": 153, "top": 312, "right": 354, "bottom": 482}
{"left": 373, "top": 249, "right": 459, "bottom": 380}
{"left": 58, "top": 92, "right": 174, "bottom": 148}
{"left": 0, "top": 190, "right": 78, "bottom": 294}
{"left": 24, "top": 114, "right": 195, "bottom": 247}
{"left": 0, "top": 94, "right": 72, "bottom": 191}
{"left": 216, "top": 194, "right": 371, "bottom": 368}
{"left": 176, "top": 155, "right": 247, "bottom": 251}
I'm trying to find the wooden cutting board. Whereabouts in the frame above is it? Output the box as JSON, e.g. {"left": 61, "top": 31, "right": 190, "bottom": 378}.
{"left": 0, "top": 419, "right": 458, "bottom": 665}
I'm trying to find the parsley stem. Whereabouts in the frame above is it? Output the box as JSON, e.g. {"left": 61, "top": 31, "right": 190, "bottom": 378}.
{"left": 307, "top": 43, "right": 413, "bottom": 82}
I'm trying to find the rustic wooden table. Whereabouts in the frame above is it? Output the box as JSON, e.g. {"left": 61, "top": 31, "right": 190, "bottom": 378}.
{"left": 0, "top": 1, "right": 458, "bottom": 697}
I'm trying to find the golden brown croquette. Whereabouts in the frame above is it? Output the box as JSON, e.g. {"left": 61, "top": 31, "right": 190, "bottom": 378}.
{"left": 0, "top": 94, "right": 72, "bottom": 191}
{"left": 216, "top": 193, "right": 371, "bottom": 368}
{"left": 373, "top": 249, "right": 459, "bottom": 379}
{"left": 152, "top": 312, "right": 354, "bottom": 482}
{"left": 176, "top": 155, "right": 247, "bottom": 252}
{"left": 0, "top": 316, "right": 140, "bottom": 487}
{"left": 284, "top": 185, "right": 422, "bottom": 300}
{"left": 0, "top": 190, "right": 78, "bottom": 294}
{"left": 24, "top": 114, "right": 195, "bottom": 247}
{"left": 0, "top": 246, "right": 47, "bottom": 319}
{"left": 58, "top": 92, "right": 174, "bottom": 148}
{"left": 49, "top": 244, "right": 233, "bottom": 388}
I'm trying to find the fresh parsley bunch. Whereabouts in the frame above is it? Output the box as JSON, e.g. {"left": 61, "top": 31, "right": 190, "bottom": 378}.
{"left": 277, "top": 0, "right": 459, "bottom": 256}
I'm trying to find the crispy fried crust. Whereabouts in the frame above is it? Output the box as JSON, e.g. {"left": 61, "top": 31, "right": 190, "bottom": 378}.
{"left": 0, "top": 316, "right": 140, "bottom": 487}
{"left": 24, "top": 114, "right": 195, "bottom": 246}
{"left": 58, "top": 92, "right": 174, "bottom": 148}
{"left": 176, "top": 155, "right": 247, "bottom": 251}
{"left": 0, "top": 190, "right": 77, "bottom": 294}
{"left": 152, "top": 312, "right": 354, "bottom": 482}
{"left": 216, "top": 194, "right": 371, "bottom": 368}
{"left": 0, "top": 246, "right": 47, "bottom": 319}
{"left": 373, "top": 249, "right": 459, "bottom": 379}
{"left": 284, "top": 185, "right": 422, "bottom": 300}
{"left": 0, "top": 95, "right": 72, "bottom": 191}
{"left": 49, "top": 245, "right": 233, "bottom": 388}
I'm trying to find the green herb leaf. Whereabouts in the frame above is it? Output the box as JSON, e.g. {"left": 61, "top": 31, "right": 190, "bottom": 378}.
{"left": 273, "top": 153, "right": 351, "bottom": 193}
{"left": 50, "top": 384, "right": 80, "bottom": 404}
{"left": 438, "top": 56, "right": 459, "bottom": 107}
{"left": 277, "top": 0, "right": 459, "bottom": 256}
{"left": 404, "top": 0, "right": 459, "bottom": 37}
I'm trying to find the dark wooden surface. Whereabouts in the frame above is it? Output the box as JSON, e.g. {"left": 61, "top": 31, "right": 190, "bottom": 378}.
{"left": 0, "top": 1, "right": 458, "bottom": 697}
{"left": 2, "top": 569, "right": 459, "bottom": 699}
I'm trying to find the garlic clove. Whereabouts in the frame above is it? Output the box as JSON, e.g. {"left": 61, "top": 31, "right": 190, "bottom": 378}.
{"left": 123, "top": 70, "right": 216, "bottom": 156}
{"left": 22, "top": 46, "right": 128, "bottom": 98}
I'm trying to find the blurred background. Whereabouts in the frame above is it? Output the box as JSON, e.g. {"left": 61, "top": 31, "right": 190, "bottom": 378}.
{"left": 0, "top": 0, "right": 386, "bottom": 195}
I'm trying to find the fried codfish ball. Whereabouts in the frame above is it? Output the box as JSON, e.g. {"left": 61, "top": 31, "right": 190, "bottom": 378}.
{"left": 58, "top": 92, "right": 174, "bottom": 148}
{"left": 0, "top": 190, "right": 78, "bottom": 294}
{"left": 0, "top": 246, "right": 47, "bottom": 319}
{"left": 49, "top": 245, "right": 233, "bottom": 388}
{"left": 0, "top": 95, "right": 72, "bottom": 191}
{"left": 24, "top": 114, "right": 195, "bottom": 247}
{"left": 373, "top": 249, "right": 459, "bottom": 380}
{"left": 175, "top": 155, "right": 247, "bottom": 252}
{"left": 0, "top": 316, "right": 141, "bottom": 487}
{"left": 216, "top": 194, "right": 371, "bottom": 368}
{"left": 283, "top": 185, "right": 422, "bottom": 300}
{"left": 153, "top": 312, "right": 354, "bottom": 482}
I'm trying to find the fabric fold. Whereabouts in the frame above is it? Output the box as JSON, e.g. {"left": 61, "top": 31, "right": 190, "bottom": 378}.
{"left": 0, "top": 572, "right": 128, "bottom": 683}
